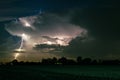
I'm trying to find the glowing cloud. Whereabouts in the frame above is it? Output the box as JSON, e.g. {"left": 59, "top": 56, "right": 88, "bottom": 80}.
{"left": 19, "top": 16, "right": 37, "bottom": 29}
{"left": 21, "top": 33, "right": 30, "bottom": 41}
{"left": 19, "top": 18, "right": 31, "bottom": 27}
{"left": 5, "top": 13, "right": 88, "bottom": 50}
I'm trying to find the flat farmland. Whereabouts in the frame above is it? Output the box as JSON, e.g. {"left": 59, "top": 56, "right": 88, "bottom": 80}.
{"left": 0, "top": 65, "right": 120, "bottom": 80}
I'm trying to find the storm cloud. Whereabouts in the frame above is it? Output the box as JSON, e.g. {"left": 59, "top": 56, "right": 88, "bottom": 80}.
{"left": 5, "top": 13, "right": 87, "bottom": 48}
{"left": 0, "top": 0, "right": 120, "bottom": 61}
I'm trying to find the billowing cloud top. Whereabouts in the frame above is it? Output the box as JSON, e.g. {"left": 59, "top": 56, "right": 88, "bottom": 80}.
{"left": 5, "top": 13, "right": 87, "bottom": 49}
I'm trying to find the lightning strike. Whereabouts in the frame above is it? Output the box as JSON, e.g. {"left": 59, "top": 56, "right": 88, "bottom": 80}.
{"left": 14, "top": 33, "right": 28, "bottom": 59}
{"left": 14, "top": 53, "right": 20, "bottom": 59}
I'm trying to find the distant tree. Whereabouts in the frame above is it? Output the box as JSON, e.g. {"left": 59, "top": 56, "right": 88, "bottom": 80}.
{"left": 91, "top": 60, "right": 98, "bottom": 65}
{"left": 82, "top": 58, "right": 92, "bottom": 65}
{"left": 66, "top": 59, "right": 76, "bottom": 65}
{"left": 52, "top": 57, "right": 57, "bottom": 64}
{"left": 98, "top": 59, "right": 102, "bottom": 64}
{"left": 101, "top": 60, "right": 120, "bottom": 65}
{"left": 41, "top": 58, "right": 51, "bottom": 64}
{"left": 58, "top": 57, "right": 67, "bottom": 65}
{"left": 77, "top": 56, "right": 82, "bottom": 64}
{"left": 19, "top": 61, "right": 24, "bottom": 65}
{"left": 0, "top": 62, "right": 3, "bottom": 66}
{"left": 11, "top": 59, "right": 18, "bottom": 65}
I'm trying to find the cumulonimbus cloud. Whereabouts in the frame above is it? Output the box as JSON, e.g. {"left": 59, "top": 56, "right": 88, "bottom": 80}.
{"left": 5, "top": 13, "right": 87, "bottom": 49}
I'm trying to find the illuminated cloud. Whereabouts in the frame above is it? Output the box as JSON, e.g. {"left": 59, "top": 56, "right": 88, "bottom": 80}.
{"left": 5, "top": 13, "right": 88, "bottom": 50}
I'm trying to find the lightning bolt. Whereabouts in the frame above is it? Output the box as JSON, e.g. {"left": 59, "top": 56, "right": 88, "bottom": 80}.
{"left": 14, "top": 33, "right": 25, "bottom": 59}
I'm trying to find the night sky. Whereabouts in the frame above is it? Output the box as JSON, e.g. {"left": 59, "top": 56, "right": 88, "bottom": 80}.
{"left": 0, "top": 0, "right": 120, "bottom": 62}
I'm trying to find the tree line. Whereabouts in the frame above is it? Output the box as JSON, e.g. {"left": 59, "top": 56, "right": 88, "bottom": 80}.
{"left": 1, "top": 56, "right": 120, "bottom": 66}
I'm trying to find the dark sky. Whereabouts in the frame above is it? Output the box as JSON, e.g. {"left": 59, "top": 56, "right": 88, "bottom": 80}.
{"left": 0, "top": 0, "right": 120, "bottom": 62}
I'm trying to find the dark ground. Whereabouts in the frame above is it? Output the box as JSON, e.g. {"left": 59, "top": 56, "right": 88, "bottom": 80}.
{"left": 0, "top": 65, "right": 120, "bottom": 80}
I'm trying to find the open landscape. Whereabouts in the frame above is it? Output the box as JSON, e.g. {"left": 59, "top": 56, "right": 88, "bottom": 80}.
{"left": 0, "top": 65, "right": 120, "bottom": 80}
{"left": 0, "top": 0, "right": 120, "bottom": 80}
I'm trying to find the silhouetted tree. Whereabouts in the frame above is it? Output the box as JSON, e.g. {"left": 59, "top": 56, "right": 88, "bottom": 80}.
{"left": 52, "top": 57, "right": 57, "bottom": 64}
{"left": 3, "top": 56, "right": 120, "bottom": 66}
{"left": 41, "top": 58, "right": 52, "bottom": 64}
{"left": 11, "top": 59, "right": 18, "bottom": 65}
{"left": 91, "top": 60, "right": 98, "bottom": 65}
{"left": 58, "top": 57, "right": 67, "bottom": 65}
{"left": 19, "top": 61, "right": 25, "bottom": 65}
{"left": 101, "top": 60, "right": 120, "bottom": 65}
{"left": 77, "top": 56, "right": 82, "bottom": 64}
{"left": 66, "top": 59, "right": 76, "bottom": 65}
{"left": 82, "top": 58, "right": 92, "bottom": 65}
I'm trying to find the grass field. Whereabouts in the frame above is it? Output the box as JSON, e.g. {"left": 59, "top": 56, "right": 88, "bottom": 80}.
{"left": 0, "top": 65, "right": 120, "bottom": 80}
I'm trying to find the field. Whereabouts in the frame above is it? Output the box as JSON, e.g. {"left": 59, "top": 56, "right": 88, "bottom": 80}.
{"left": 0, "top": 65, "right": 120, "bottom": 80}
